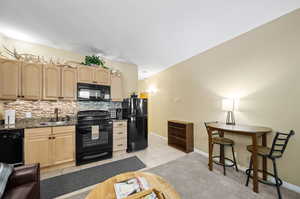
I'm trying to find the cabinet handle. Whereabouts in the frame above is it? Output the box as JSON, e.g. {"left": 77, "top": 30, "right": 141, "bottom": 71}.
{"left": 118, "top": 132, "right": 123, "bottom": 135}
{"left": 93, "top": 81, "right": 97, "bottom": 83}
{"left": 118, "top": 124, "right": 123, "bottom": 126}
{"left": 117, "top": 144, "right": 123, "bottom": 147}
{"left": 49, "top": 137, "right": 52, "bottom": 140}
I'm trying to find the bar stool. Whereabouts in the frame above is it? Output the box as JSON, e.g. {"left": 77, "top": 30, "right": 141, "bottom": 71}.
{"left": 245, "top": 130, "right": 295, "bottom": 199}
{"left": 204, "top": 122, "right": 239, "bottom": 175}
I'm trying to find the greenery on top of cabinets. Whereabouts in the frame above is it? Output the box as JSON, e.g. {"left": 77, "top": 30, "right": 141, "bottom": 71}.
{"left": 81, "top": 55, "right": 109, "bottom": 69}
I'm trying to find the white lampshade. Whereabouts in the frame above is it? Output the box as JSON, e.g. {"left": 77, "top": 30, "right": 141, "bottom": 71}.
{"left": 222, "top": 98, "right": 234, "bottom": 111}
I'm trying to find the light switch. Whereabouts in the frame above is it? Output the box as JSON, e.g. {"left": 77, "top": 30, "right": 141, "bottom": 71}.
{"left": 25, "top": 112, "right": 32, "bottom": 118}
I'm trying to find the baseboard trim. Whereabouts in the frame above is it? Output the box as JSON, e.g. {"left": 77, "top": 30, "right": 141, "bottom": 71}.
{"left": 150, "top": 132, "right": 167, "bottom": 140}
{"left": 193, "top": 148, "right": 300, "bottom": 194}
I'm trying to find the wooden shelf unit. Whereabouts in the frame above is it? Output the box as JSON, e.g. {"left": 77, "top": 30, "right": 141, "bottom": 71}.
{"left": 168, "top": 120, "right": 194, "bottom": 153}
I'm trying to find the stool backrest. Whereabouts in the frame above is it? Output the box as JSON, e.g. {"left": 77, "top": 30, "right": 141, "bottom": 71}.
{"left": 204, "top": 121, "right": 220, "bottom": 136}
{"left": 269, "top": 130, "right": 295, "bottom": 158}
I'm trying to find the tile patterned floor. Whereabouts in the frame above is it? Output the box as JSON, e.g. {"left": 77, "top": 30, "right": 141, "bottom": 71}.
{"left": 41, "top": 133, "right": 186, "bottom": 198}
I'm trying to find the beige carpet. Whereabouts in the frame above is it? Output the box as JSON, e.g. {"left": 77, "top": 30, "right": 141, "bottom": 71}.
{"left": 63, "top": 153, "right": 300, "bottom": 199}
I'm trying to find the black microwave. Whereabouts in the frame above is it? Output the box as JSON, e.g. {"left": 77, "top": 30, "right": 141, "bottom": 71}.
{"left": 77, "top": 83, "right": 111, "bottom": 101}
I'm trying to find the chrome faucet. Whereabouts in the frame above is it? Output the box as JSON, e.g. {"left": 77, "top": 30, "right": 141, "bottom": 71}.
{"left": 54, "top": 108, "right": 59, "bottom": 122}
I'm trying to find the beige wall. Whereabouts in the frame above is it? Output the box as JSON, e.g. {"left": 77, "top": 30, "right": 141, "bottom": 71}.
{"left": 0, "top": 34, "right": 138, "bottom": 119}
{"left": 0, "top": 34, "right": 84, "bottom": 63}
{"left": 139, "top": 9, "right": 300, "bottom": 187}
{"left": 105, "top": 59, "right": 138, "bottom": 98}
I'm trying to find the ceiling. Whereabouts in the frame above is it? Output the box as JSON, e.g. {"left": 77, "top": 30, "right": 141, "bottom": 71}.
{"left": 0, "top": 1, "right": 299, "bottom": 79}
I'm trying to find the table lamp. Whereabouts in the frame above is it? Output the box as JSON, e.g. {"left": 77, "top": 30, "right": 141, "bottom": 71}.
{"left": 222, "top": 98, "right": 236, "bottom": 125}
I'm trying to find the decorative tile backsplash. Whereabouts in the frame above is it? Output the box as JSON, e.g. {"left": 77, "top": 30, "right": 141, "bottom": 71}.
{"left": 1, "top": 100, "right": 122, "bottom": 119}
{"left": 2, "top": 100, "right": 78, "bottom": 119}
{"left": 78, "top": 101, "right": 122, "bottom": 111}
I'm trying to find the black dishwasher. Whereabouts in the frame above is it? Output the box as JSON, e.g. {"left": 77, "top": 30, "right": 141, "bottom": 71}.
{"left": 0, "top": 129, "right": 24, "bottom": 166}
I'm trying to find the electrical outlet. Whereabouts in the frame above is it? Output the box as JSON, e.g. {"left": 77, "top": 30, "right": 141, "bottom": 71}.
{"left": 25, "top": 112, "right": 32, "bottom": 118}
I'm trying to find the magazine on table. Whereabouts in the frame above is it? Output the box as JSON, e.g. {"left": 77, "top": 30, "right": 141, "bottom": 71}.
{"left": 140, "top": 192, "right": 158, "bottom": 199}
{"left": 114, "top": 177, "right": 150, "bottom": 199}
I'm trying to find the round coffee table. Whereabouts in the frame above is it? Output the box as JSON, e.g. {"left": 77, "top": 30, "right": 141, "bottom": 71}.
{"left": 85, "top": 172, "right": 181, "bottom": 199}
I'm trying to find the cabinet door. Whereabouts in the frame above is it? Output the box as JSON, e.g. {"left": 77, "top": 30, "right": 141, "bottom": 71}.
{"left": 93, "top": 68, "right": 111, "bottom": 85}
{"left": 24, "top": 128, "right": 52, "bottom": 168}
{"left": 22, "top": 62, "right": 42, "bottom": 100}
{"left": 61, "top": 67, "right": 77, "bottom": 100}
{"left": 0, "top": 58, "right": 20, "bottom": 100}
{"left": 52, "top": 126, "right": 75, "bottom": 165}
{"left": 43, "top": 64, "right": 61, "bottom": 100}
{"left": 77, "top": 66, "right": 94, "bottom": 84}
{"left": 111, "top": 74, "right": 123, "bottom": 101}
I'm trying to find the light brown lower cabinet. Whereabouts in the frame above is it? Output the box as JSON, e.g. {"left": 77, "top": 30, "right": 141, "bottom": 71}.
{"left": 113, "top": 121, "right": 127, "bottom": 152}
{"left": 24, "top": 126, "right": 75, "bottom": 168}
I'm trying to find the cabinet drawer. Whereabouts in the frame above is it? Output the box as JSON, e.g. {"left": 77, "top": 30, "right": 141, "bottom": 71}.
{"left": 113, "top": 129, "right": 127, "bottom": 139}
{"left": 113, "top": 121, "right": 127, "bottom": 129}
{"left": 53, "top": 126, "right": 75, "bottom": 135}
{"left": 113, "top": 138, "right": 127, "bottom": 151}
{"left": 25, "top": 128, "right": 52, "bottom": 138}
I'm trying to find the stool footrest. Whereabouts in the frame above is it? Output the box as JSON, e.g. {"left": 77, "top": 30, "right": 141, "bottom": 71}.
{"left": 212, "top": 156, "right": 236, "bottom": 168}
{"left": 245, "top": 168, "right": 283, "bottom": 186}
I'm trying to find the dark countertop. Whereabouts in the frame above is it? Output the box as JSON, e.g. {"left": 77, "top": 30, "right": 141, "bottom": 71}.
{"left": 112, "top": 119, "right": 127, "bottom": 122}
{"left": 0, "top": 118, "right": 77, "bottom": 131}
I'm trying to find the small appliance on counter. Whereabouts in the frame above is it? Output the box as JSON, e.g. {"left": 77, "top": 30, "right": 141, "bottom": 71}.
{"left": 110, "top": 108, "right": 123, "bottom": 120}
{"left": 5, "top": 110, "right": 16, "bottom": 126}
{"left": 76, "top": 110, "right": 113, "bottom": 165}
{"left": 123, "top": 96, "right": 148, "bottom": 152}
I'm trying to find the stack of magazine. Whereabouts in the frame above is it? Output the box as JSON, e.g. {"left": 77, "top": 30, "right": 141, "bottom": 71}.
{"left": 114, "top": 177, "right": 158, "bottom": 199}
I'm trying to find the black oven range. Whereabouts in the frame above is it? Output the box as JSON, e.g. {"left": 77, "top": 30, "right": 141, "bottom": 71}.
{"left": 76, "top": 110, "right": 113, "bottom": 166}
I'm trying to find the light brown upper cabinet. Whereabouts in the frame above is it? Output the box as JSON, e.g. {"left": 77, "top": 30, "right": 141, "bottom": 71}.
{"left": 61, "top": 67, "right": 77, "bottom": 100}
{"left": 111, "top": 74, "right": 123, "bottom": 101}
{"left": 21, "top": 62, "right": 43, "bottom": 100}
{"left": 93, "top": 67, "right": 111, "bottom": 86}
{"left": 77, "top": 65, "right": 94, "bottom": 84}
{"left": 43, "top": 64, "right": 61, "bottom": 100}
{"left": 0, "top": 58, "right": 20, "bottom": 100}
{"left": 78, "top": 65, "right": 111, "bottom": 86}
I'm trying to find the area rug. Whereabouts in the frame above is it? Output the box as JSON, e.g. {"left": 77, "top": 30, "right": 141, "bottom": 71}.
{"left": 148, "top": 153, "right": 300, "bottom": 199}
{"left": 62, "top": 153, "right": 300, "bottom": 199}
{"left": 41, "top": 156, "right": 146, "bottom": 199}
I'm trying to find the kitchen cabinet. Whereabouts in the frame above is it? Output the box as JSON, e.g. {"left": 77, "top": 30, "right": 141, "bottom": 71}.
{"left": 78, "top": 65, "right": 111, "bottom": 85}
{"left": 113, "top": 121, "right": 127, "bottom": 152}
{"left": 61, "top": 66, "right": 77, "bottom": 100}
{"left": 77, "top": 65, "right": 94, "bottom": 84}
{"left": 93, "top": 67, "right": 111, "bottom": 86}
{"left": 52, "top": 126, "right": 75, "bottom": 165}
{"left": 24, "top": 128, "right": 53, "bottom": 168}
{"left": 21, "top": 62, "right": 43, "bottom": 100}
{"left": 111, "top": 74, "right": 123, "bottom": 101}
{"left": 25, "top": 126, "right": 75, "bottom": 169}
{"left": 43, "top": 64, "right": 61, "bottom": 100}
{"left": 0, "top": 58, "right": 20, "bottom": 100}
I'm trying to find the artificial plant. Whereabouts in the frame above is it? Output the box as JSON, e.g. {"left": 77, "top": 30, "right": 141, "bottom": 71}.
{"left": 81, "top": 55, "right": 108, "bottom": 69}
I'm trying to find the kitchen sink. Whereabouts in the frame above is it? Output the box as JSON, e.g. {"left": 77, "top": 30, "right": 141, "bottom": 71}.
{"left": 39, "top": 121, "right": 67, "bottom": 126}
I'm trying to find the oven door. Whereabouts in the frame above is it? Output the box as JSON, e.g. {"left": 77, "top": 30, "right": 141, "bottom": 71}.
{"left": 77, "top": 83, "right": 111, "bottom": 101}
{"left": 76, "top": 120, "right": 112, "bottom": 154}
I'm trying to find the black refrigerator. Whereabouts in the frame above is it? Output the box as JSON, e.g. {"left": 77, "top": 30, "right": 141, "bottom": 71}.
{"left": 122, "top": 97, "right": 148, "bottom": 152}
